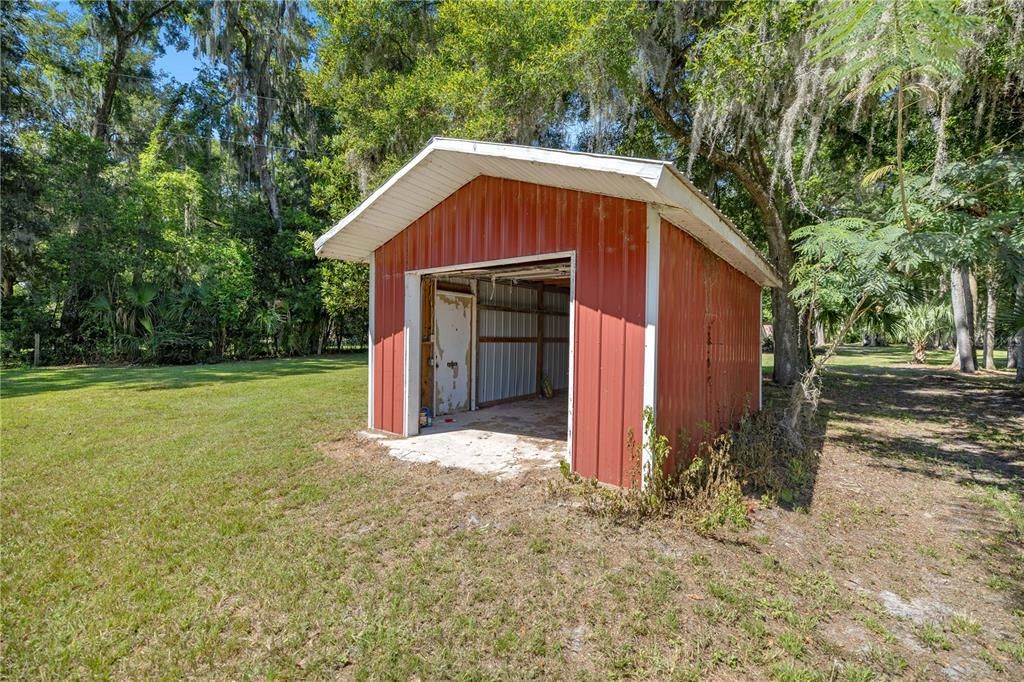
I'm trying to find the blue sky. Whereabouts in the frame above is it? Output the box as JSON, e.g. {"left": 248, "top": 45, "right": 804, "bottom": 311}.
{"left": 154, "top": 43, "right": 202, "bottom": 84}
{"left": 55, "top": 1, "right": 203, "bottom": 84}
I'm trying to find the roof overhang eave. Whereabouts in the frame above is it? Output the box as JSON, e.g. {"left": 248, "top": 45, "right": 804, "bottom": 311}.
{"left": 653, "top": 166, "right": 783, "bottom": 288}
{"left": 315, "top": 138, "right": 783, "bottom": 289}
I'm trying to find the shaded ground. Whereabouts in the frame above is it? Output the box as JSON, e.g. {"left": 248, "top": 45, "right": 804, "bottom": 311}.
{"left": 3, "top": 349, "right": 1021, "bottom": 679}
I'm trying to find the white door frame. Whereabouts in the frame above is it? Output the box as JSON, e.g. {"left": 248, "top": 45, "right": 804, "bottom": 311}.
{"left": 367, "top": 252, "right": 376, "bottom": 429}
{"left": 402, "top": 250, "right": 576, "bottom": 464}
{"left": 641, "top": 205, "right": 662, "bottom": 487}
{"left": 433, "top": 288, "right": 476, "bottom": 417}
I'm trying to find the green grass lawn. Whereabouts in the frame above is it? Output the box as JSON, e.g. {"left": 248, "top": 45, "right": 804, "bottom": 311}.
{"left": 762, "top": 345, "right": 1010, "bottom": 374}
{"left": 3, "top": 356, "right": 372, "bottom": 677}
{"left": 3, "top": 349, "right": 1021, "bottom": 678}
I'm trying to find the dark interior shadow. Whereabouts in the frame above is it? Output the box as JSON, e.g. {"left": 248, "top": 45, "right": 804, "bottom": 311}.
{"left": 1, "top": 352, "right": 367, "bottom": 399}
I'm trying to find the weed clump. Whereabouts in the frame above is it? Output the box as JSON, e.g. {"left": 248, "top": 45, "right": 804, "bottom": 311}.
{"left": 558, "top": 402, "right": 818, "bottom": 530}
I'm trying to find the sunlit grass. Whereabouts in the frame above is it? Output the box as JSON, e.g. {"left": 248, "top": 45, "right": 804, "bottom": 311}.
{"left": 2, "top": 349, "right": 1020, "bottom": 677}
{"left": 762, "top": 345, "right": 1010, "bottom": 375}
{"left": 2, "top": 356, "right": 370, "bottom": 678}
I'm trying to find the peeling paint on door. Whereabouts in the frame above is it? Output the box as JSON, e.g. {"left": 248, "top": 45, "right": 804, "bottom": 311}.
{"left": 434, "top": 290, "right": 474, "bottom": 415}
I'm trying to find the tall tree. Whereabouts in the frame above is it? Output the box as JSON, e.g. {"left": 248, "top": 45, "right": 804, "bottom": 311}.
{"left": 194, "top": 0, "right": 312, "bottom": 231}
{"left": 812, "top": 0, "right": 1022, "bottom": 373}
{"left": 1, "top": 0, "right": 47, "bottom": 298}
{"left": 628, "top": 1, "right": 820, "bottom": 385}
{"left": 950, "top": 266, "right": 978, "bottom": 372}
{"left": 307, "top": 0, "right": 621, "bottom": 203}
{"left": 982, "top": 269, "right": 999, "bottom": 370}
{"left": 79, "top": 0, "right": 183, "bottom": 142}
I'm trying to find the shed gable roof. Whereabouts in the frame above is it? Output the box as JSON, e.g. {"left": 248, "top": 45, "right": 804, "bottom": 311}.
{"left": 315, "top": 138, "right": 782, "bottom": 287}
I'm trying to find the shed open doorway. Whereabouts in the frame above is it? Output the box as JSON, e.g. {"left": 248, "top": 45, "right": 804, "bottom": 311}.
{"left": 393, "top": 255, "right": 573, "bottom": 475}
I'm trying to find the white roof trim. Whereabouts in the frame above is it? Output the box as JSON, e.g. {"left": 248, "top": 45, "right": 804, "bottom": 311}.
{"left": 315, "top": 137, "right": 781, "bottom": 288}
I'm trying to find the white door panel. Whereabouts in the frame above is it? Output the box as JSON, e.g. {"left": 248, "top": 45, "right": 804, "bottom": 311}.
{"left": 434, "top": 290, "right": 473, "bottom": 415}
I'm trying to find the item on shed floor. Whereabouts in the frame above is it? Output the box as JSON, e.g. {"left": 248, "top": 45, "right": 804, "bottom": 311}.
{"left": 541, "top": 375, "right": 554, "bottom": 399}
{"left": 419, "top": 406, "right": 433, "bottom": 427}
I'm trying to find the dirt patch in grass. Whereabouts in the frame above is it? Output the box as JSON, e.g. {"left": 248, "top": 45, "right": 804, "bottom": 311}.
{"left": 317, "top": 359, "right": 1023, "bottom": 679}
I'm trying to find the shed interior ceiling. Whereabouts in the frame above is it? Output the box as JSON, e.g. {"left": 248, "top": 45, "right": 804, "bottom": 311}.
{"left": 425, "top": 258, "right": 570, "bottom": 284}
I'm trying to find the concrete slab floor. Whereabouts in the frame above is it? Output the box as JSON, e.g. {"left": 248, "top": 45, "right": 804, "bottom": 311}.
{"left": 365, "top": 397, "right": 568, "bottom": 480}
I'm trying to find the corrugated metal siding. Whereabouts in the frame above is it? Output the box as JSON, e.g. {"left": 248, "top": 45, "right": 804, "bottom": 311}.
{"left": 543, "top": 342, "right": 569, "bottom": 390}
{"left": 478, "top": 343, "right": 538, "bottom": 402}
{"left": 543, "top": 289, "right": 569, "bottom": 311}
{"left": 373, "top": 175, "right": 646, "bottom": 487}
{"left": 477, "top": 306, "right": 536, "bottom": 403}
{"left": 542, "top": 290, "right": 570, "bottom": 390}
{"left": 573, "top": 194, "right": 646, "bottom": 486}
{"left": 656, "top": 219, "right": 761, "bottom": 470}
{"left": 319, "top": 146, "right": 668, "bottom": 262}
{"left": 478, "top": 309, "right": 536, "bottom": 337}
{"left": 477, "top": 281, "right": 538, "bottom": 403}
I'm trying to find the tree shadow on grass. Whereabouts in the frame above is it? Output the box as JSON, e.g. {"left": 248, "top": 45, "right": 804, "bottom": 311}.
{"left": 820, "top": 363, "right": 1023, "bottom": 494}
{"left": 947, "top": 497, "right": 1024, "bottom": 611}
{"left": 741, "top": 381, "right": 828, "bottom": 513}
{"left": 831, "top": 429, "right": 1022, "bottom": 493}
{"left": 813, "top": 357, "right": 1024, "bottom": 607}
{"left": 758, "top": 351, "right": 1020, "bottom": 512}
{"left": 1, "top": 353, "right": 367, "bottom": 399}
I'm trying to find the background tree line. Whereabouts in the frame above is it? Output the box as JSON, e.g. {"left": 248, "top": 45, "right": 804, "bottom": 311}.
{"left": 2, "top": 0, "right": 1022, "bottom": 381}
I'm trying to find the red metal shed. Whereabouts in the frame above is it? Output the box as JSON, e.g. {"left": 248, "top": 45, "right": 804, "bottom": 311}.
{"left": 316, "top": 138, "right": 781, "bottom": 488}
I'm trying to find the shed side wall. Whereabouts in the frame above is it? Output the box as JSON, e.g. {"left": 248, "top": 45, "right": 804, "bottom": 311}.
{"left": 656, "top": 218, "right": 762, "bottom": 468}
{"left": 373, "top": 175, "right": 646, "bottom": 487}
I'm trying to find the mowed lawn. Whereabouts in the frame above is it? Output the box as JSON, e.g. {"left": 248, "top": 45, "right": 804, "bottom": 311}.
{"left": 3, "top": 349, "right": 1022, "bottom": 679}
{"left": 2, "top": 357, "right": 373, "bottom": 677}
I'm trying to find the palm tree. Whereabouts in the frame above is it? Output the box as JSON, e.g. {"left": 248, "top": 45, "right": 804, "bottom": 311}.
{"left": 895, "top": 305, "right": 949, "bottom": 364}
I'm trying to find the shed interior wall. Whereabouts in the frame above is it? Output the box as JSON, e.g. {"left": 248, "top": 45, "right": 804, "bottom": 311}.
{"left": 475, "top": 278, "right": 570, "bottom": 405}
{"left": 421, "top": 274, "right": 571, "bottom": 411}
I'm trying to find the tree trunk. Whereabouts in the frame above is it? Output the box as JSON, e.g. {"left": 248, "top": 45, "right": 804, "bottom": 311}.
{"left": 912, "top": 342, "right": 927, "bottom": 364}
{"left": 253, "top": 71, "right": 282, "bottom": 231}
{"left": 950, "top": 266, "right": 977, "bottom": 373}
{"left": 91, "top": 0, "right": 175, "bottom": 141}
{"left": 772, "top": 284, "right": 805, "bottom": 385}
{"left": 814, "top": 319, "right": 826, "bottom": 348}
{"left": 970, "top": 270, "right": 978, "bottom": 348}
{"left": 1016, "top": 329, "right": 1024, "bottom": 382}
{"left": 92, "top": 39, "right": 128, "bottom": 141}
{"left": 1011, "top": 281, "right": 1024, "bottom": 370}
{"left": 983, "top": 271, "right": 998, "bottom": 370}
{"left": 1015, "top": 329, "right": 1024, "bottom": 382}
